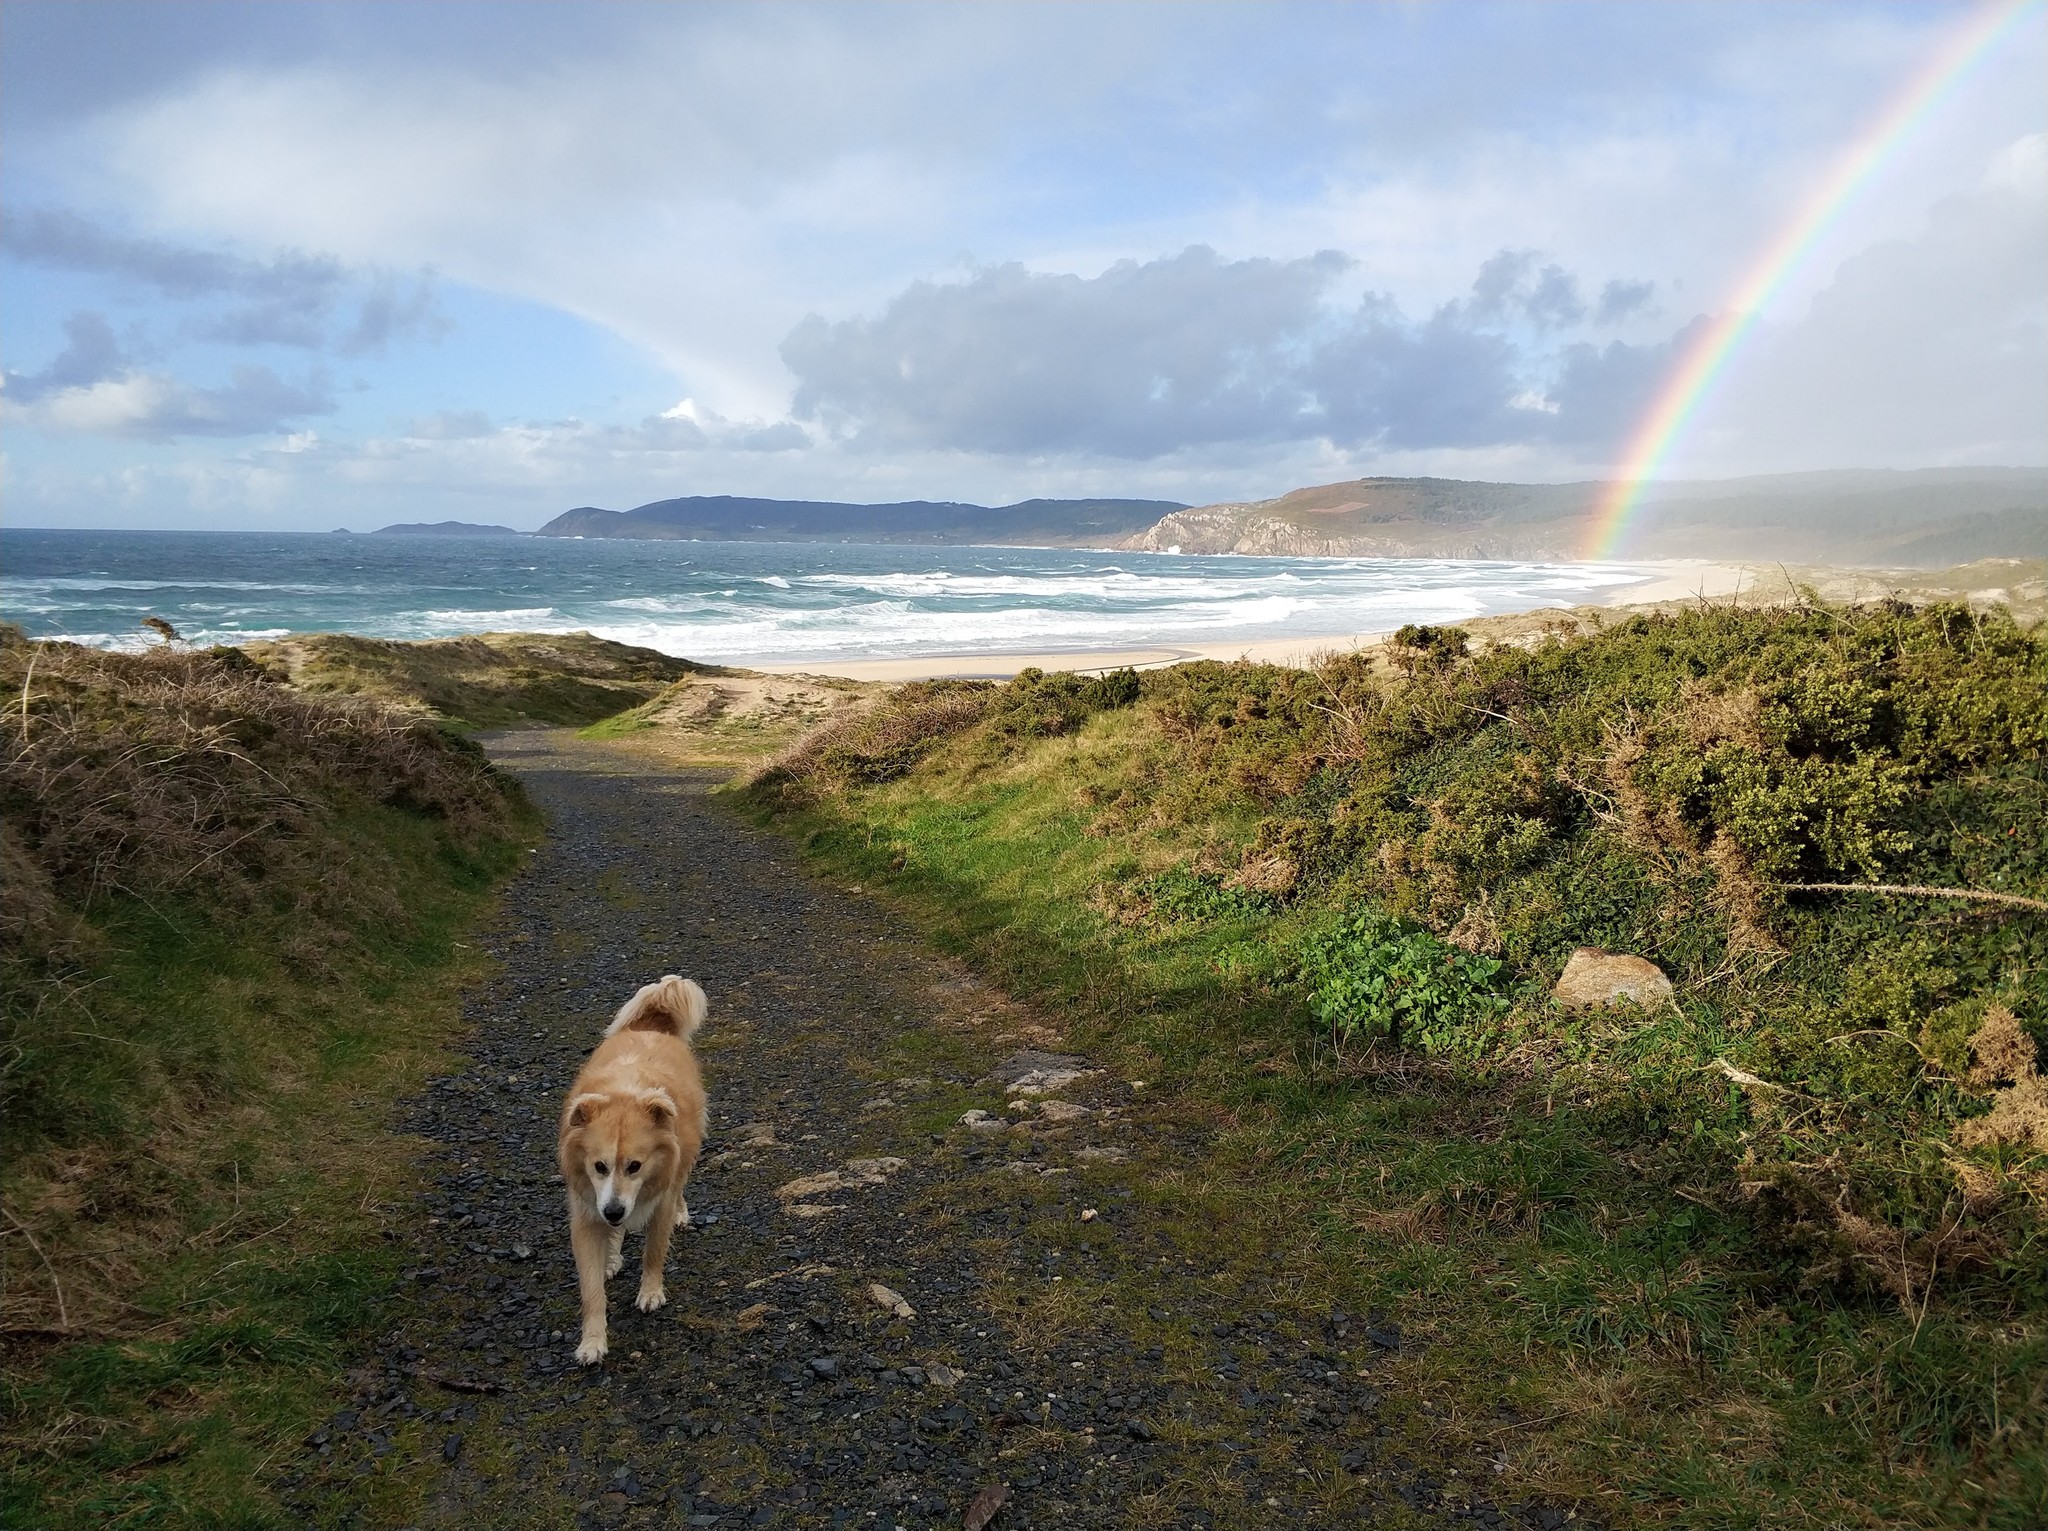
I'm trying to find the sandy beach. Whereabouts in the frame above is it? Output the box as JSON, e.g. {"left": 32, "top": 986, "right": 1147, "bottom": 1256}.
{"left": 754, "top": 559, "right": 1752, "bottom": 681}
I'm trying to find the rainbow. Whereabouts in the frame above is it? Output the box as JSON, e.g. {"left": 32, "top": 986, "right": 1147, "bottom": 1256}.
{"left": 1580, "top": 0, "right": 2038, "bottom": 560}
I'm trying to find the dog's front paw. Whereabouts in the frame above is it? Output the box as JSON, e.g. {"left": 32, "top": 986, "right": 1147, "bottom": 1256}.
{"left": 574, "top": 1334, "right": 607, "bottom": 1366}
{"left": 636, "top": 1284, "right": 668, "bottom": 1313}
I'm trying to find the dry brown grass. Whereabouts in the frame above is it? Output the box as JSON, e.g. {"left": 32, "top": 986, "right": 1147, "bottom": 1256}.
{"left": 244, "top": 628, "right": 709, "bottom": 727}
{"left": 584, "top": 670, "right": 874, "bottom": 766}
{"left": 1, "top": 623, "right": 525, "bottom": 1319}
{"left": 2, "top": 629, "right": 508, "bottom": 958}
{"left": 1957, "top": 1004, "right": 2048, "bottom": 1155}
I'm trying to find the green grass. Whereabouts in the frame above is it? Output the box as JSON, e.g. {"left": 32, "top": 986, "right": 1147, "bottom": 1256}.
{"left": 1, "top": 809, "right": 525, "bottom": 1529}
{"left": 2, "top": 632, "right": 534, "bottom": 1528}
{"left": 740, "top": 603, "right": 2048, "bottom": 1528}
{"left": 578, "top": 708, "right": 659, "bottom": 738}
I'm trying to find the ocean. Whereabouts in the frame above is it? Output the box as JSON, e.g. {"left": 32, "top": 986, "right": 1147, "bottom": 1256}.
{"left": 0, "top": 529, "right": 1649, "bottom": 664}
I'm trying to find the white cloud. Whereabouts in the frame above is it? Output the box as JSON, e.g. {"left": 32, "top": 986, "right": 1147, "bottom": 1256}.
{"left": 55, "top": 4, "right": 2033, "bottom": 424}
{"left": 2, "top": 2, "right": 2038, "bottom": 529}
{"left": 11, "top": 365, "right": 333, "bottom": 439}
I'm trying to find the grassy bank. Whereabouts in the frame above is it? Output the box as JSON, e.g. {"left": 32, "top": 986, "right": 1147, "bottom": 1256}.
{"left": 1, "top": 629, "right": 534, "bottom": 1528}
{"left": 741, "top": 600, "right": 2047, "bottom": 1528}
{"left": 242, "top": 629, "right": 713, "bottom": 727}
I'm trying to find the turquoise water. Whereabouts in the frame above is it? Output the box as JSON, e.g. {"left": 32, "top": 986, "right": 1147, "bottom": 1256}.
{"left": 0, "top": 529, "right": 1650, "bottom": 664}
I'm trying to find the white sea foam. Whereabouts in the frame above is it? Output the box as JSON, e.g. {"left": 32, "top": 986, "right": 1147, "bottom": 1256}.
{"left": 5, "top": 576, "right": 351, "bottom": 596}
{"left": 6, "top": 533, "right": 1658, "bottom": 665}
{"left": 409, "top": 607, "right": 564, "bottom": 629}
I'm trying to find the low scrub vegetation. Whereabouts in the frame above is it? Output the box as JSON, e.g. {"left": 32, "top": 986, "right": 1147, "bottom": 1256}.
{"left": 1, "top": 626, "right": 531, "bottom": 1527}
{"left": 1298, "top": 910, "right": 1509, "bottom": 1050}
{"left": 583, "top": 669, "right": 874, "bottom": 767}
{"left": 749, "top": 600, "right": 2046, "bottom": 1527}
{"left": 242, "top": 629, "right": 713, "bottom": 728}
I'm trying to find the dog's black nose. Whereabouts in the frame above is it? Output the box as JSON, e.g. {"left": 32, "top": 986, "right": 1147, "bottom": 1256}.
{"left": 602, "top": 1202, "right": 625, "bottom": 1225}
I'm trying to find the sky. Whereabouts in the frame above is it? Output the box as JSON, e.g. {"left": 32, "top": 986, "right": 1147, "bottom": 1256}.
{"left": 1, "top": 0, "right": 2042, "bottom": 532}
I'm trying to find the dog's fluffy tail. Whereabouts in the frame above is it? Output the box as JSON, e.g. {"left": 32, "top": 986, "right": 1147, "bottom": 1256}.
{"left": 606, "top": 975, "right": 708, "bottom": 1039}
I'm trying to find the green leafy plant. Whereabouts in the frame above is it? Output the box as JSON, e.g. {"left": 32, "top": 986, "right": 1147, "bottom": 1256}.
{"left": 1298, "top": 909, "right": 1508, "bottom": 1052}
{"left": 1133, "top": 866, "right": 1276, "bottom": 924}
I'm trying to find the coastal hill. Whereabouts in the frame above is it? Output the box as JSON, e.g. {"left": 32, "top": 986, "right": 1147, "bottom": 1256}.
{"left": 1120, "top": 466, "right": 2048, "bottom": 565}
{"left": 536, "top": 494, "right": 1185, "bottom": 545}
{"left": 530, "top": 469, "right": 2045, "bottom": 565}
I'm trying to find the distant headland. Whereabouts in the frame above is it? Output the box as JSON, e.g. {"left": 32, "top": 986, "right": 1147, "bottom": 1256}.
{"left": 535, "top": 468, "right": 2047, "bottom": 566}
{"left": 535, "top": 496, "right": 1185, "bottom": 547}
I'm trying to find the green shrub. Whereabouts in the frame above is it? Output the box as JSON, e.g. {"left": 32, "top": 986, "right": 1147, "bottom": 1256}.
{"left": 1298, "top": 909, "right": 1509, "bottom": 1052}
{"left": 980, "top": 665, "right": 1142, "bottom": 743}
{"left": 1079, "top": 665, "right": 1142, "bottom": 710}
{"left": 1389, "top": 622, "right": 1470, "bottom": 670}
{"left": 1133, "top": 866, "right": 1276, "bottom": 925}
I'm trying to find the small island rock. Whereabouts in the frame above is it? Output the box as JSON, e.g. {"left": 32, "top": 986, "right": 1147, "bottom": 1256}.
{"left": 373, "top": 520, "right": 521, "bottom": 536}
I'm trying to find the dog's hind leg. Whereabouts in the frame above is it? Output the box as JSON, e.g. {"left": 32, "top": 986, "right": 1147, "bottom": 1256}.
{"left": 604, "top": 1225, "right": 625, "bottom": 1279}
{"left": 571, "top": 1213, "right": 613, "bottom": 1365}
{"left": 636, "top": 1187, "right": 677, "bottom": 1313}
{"left": 675, "top": 1196, "right": 690, "bottom": 1228}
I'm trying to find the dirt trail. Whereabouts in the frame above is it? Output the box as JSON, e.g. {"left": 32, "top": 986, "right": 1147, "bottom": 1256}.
{"left": 288, "top": 730, "right": 1554, "bottom": 1530}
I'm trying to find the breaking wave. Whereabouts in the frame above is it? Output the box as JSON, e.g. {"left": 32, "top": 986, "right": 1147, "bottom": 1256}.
{"left": 1, "top": 530, "right": 1651, "bottom": 665}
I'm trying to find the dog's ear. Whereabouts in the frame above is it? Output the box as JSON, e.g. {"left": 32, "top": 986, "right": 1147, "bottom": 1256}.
{"left": 639, "top": 1089, "right": 678, "bottom": 1129}
{"left": 566, "top": 1092, "right": 608, "bottom": 1129}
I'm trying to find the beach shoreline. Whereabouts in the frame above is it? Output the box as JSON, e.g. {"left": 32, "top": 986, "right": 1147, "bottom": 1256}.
{"left": 752, "top": 558, "right": 1752, "bottom": 681}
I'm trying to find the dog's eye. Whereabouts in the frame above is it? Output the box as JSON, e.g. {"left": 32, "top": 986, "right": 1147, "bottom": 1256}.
{"left": 593, "top": 1162, "right": 609, "bottom": 1175}
{"left": 626, "top": 1161, "right": 641, "bottom": 1175}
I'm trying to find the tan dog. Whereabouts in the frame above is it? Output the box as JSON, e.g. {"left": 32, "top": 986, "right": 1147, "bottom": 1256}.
{"left": 557, "top": 975, "right": 708, "bottom": 1365}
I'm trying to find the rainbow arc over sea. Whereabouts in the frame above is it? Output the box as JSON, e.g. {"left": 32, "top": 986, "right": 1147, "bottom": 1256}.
{"left": 1580, "top": 0, "right": 2038, "bottom": 561}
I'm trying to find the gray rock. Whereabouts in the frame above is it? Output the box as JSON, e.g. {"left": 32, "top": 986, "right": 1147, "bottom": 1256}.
{"left": 987, "top": 1050, "right": 1096, "bottom": 1096}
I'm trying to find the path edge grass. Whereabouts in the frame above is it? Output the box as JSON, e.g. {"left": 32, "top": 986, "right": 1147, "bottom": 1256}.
{"left": 1, "top": 631, "right": 542, "bottom": 1529}
{"left": 1, "top": 819, "right": 533, "bottom": 1529}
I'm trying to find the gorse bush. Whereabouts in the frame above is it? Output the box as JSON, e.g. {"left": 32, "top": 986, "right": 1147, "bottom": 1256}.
{"left": 751, "top": 593, "right": 2048, "bottom": 1520}
{"left": 763, "top": 600, "right": 2048, "bottom": 1301}
{"left": 1200, "top": 605, "right": 2045, "bottom": 1297}
{"left": 1298, "top": 910, "right": 1509, "bottom": 1052}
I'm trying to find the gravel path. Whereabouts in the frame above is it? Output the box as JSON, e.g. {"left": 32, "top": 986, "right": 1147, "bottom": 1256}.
{"left": 288, "top": 729, "right": 1563, "bottom": 1530}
